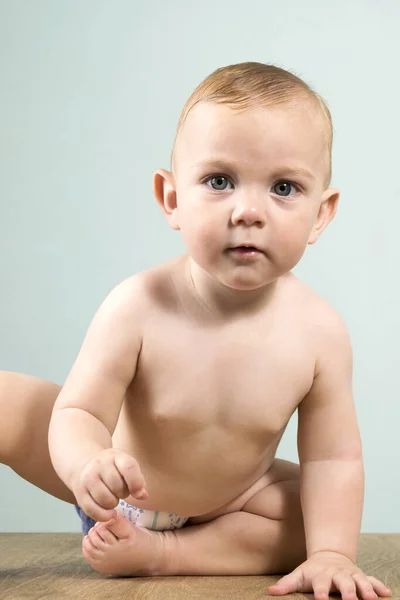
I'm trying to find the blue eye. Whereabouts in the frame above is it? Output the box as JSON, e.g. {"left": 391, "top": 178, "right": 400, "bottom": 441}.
{"left": 204, "top": 176, "right": 299, "bottom": 196}
{"left": 273, "top": 181, "right": 297, "bottom": 197}
{"left": 206, "top": 176, "right": 233, "bottom": 191}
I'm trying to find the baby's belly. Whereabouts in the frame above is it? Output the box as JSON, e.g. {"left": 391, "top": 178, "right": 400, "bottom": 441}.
{"left": 123, "top": 461, "right": 274, "bottom": 517}
{"left": 113, "top": 430, "right": 280, "bottom": 517}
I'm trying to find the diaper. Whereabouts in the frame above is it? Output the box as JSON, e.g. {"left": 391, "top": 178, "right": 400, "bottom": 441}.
{"left": 75, "top": 500, "right": 189, "bottom": 535}
{"left": 116, "top": 500, "right": 189, "bottom": 530}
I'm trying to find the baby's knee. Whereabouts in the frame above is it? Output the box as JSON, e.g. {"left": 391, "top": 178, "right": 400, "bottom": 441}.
{"left": 0, "top": 373, "right": 28, "bottom": 463}
{"left": 0, "top": 372, "right": 23, "bottom": 463}
{"left": 0, "top": 371, "right": 59, "bottom": 464}
{"left": 242, "top": 477, "right": 302, "bottom": 522}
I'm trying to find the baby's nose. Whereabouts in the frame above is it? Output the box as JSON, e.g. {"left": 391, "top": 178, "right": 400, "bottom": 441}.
{"left": 231, "top": 201, "right": 267, "bottom": 227}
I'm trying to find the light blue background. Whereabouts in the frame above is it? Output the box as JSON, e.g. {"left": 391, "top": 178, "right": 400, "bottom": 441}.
{"left": 1, "top": 0, "right": 399, "bottom": 532}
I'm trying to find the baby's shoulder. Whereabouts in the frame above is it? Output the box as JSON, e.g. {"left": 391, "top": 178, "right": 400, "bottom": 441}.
{"left": 284, "top": 273, "right": 350, "bottom": 342}
{"left": 103, "top": 256, "right": 184, "bottom": 316}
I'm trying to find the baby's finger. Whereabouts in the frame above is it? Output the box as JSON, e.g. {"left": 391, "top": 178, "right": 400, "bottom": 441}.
{"left": 266, "top": 568, "right": 303, "bottom": 595}
{"left": 79, "top": 490, "right": 117, "bottom": 522}
{"left": 366, "top": 576, "right": 392, "bottom": 598}
{"left": 100, "top": 466, "right": 130, "bottom": 500}
{"left": 352, "top": 573, "right": 379, "bottom": 600}
{"left": 87, "top": 477, "right": 120, "bottom": 510}
{"left": 312, "top": 574, "right": 333, "bottom": 600}
{"left": 332, "top": 572, "right": 357, "bottom": 600}
{"left": 114, "top": 454, "right": 148, "bottom": 498}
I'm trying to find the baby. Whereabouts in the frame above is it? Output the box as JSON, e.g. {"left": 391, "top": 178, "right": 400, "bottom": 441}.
{"left": 0, "top": 62, "right": 392, "bottom": 600}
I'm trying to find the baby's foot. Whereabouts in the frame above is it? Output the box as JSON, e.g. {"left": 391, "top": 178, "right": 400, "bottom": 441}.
{"left": 82, "top": 512, "right": 168, "bottom": 576}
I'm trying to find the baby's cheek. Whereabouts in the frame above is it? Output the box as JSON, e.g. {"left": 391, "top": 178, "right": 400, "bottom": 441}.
{"left": 192, "top": 220, "right": 219, "bottom": 248}
{"left": 180, "top": 219, "right": 216, "bottom": 259}
{"left": 272, "top": 229, "right": 309, "bottom": 263}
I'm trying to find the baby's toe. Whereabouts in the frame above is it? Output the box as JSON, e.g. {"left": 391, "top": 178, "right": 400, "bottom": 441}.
{"left": 82, "top": 534, "right": 102, "bottom": 559}
{"left": 95, "top": 523, "right": 118, "bottom": 544}
{"left": 92, "top": 529, "right": 106, "bottom": 548}
{"left": 102, "top": 511, "right": 137, "bottom": 539}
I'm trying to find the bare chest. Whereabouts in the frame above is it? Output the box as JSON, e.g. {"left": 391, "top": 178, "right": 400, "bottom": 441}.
{"left": 129, "top": 317, "right": 315, "bottom": 437}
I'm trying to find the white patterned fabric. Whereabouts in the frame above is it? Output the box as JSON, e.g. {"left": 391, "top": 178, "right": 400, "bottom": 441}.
{"left": 116, "top": 500, "right": 189, "bottom": 531}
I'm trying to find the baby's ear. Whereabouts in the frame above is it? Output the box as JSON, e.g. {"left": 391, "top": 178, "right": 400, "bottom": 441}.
{"left": 153, "top": 169, "right": 180, "bottom": 230}
{"left": 308, "top": 188, "right": 340, "bottom": 245}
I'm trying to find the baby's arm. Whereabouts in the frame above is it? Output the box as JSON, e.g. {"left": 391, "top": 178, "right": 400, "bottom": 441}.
{"left": 268, "top": 313, "right": 391, "bottom": 597}
{"left": 297, "top": 311, "right": 364, "bottom": 562}
{"left": 48, "top": 277, "right": 147, "bottom": 521}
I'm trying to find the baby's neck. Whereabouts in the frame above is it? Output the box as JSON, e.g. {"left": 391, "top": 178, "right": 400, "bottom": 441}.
{"left": 185, "top": 257, "right": 280, "bottom": 322}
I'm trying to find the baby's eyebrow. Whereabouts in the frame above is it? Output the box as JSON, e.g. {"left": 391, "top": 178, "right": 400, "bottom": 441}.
{"left": 192, "top": 159, "right": 316, "bottom": 182}
{"left": 277, "top": 166, "right": 316, "bottom": 182}
{"left": 191, "top": 159, "right": 235, "bottom": 172}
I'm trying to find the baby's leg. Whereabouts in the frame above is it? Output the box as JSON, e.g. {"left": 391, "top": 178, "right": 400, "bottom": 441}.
{"left": 82, "top": 459, "right": 306, "bottom": 576}
{"left": 166, "top": 462, "right": 306, "bottom": 575}
{"left": 0, "top": 371, "right": 75, "bottom": 503}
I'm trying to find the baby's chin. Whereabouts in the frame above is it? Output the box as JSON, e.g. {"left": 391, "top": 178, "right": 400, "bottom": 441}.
{"left": 189, "top": 255, "right": 280, "bottom": 293}
{"left": 216, "top": 271, "right": 279, "bottom": 293}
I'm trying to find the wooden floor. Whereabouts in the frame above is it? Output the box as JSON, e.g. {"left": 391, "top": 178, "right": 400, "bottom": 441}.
{"left": 0, "top": 533, "right": 398, "bottom": 599}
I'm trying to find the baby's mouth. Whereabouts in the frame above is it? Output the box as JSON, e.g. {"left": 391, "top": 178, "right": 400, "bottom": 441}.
{"left": 228, "top": 245, "right": 264, "bottom": 256}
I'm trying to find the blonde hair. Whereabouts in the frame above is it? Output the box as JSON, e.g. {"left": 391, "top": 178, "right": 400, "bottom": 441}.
{"left": 172, "top": 62, "right": 333, "bottom": 185}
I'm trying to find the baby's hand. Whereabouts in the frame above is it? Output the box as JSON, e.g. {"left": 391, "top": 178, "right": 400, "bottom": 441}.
{"left": 266, "top": 551, "right": 391, "bottom": 600}
{"left": 72, "top": 448, "right": 148, "bottom": 521}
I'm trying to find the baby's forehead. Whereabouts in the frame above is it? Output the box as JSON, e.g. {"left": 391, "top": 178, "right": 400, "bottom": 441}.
{"left": 174, "top": 100, "right": 328, "bottom": 172}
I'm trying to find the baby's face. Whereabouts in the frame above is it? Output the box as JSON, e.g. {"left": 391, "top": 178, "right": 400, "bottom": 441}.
{"left": 170, "top": 100, "right": 334, "bottom": 291}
